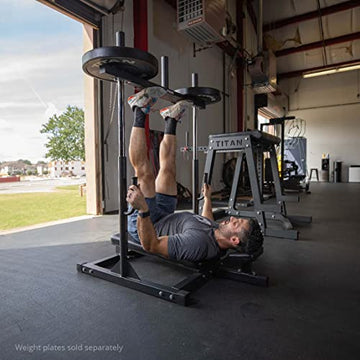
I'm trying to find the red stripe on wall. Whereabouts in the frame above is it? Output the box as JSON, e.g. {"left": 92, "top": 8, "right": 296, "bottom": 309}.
{"left": 133, "top": 0, "right": 151, "bottom": 154}
{"left": 237, "top": 0, "right": 244, "bottom": 132}
{"left": 133, "top": 0, "right": 148, "bottom": 51}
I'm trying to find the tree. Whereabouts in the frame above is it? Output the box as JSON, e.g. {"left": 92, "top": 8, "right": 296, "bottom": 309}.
{"left": 18, "top": 159, "right": 32, "bottom": 165}
{"left": 40, "top": 106, "right": 85, "bottom": 161}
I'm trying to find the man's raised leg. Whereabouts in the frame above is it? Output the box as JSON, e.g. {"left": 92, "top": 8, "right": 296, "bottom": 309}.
{"left": 128, "top": 87, "right": 166, "bottom": 197}
{"left": 129, "top": 113, "right": 155, "bottom": 197}
{"left": 156, "top": 101, "right": 189, "bottom": 195}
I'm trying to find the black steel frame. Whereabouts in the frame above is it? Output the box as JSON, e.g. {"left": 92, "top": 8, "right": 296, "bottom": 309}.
{"left": 199, "top": 131, "right": 312, "bottom": 240}
{"left": 110, "top": 235, "right": 269, "bottom": 289}
{"left": 77, "top": 32, "right": 267, "bottom": 306}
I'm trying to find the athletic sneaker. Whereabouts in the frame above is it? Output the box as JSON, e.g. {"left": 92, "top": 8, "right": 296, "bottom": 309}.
{"left": 160, "top": 100, "right": 190, "bottom": 121}
{"left": 127, "top": 86, "right": 167, "bottom": 114}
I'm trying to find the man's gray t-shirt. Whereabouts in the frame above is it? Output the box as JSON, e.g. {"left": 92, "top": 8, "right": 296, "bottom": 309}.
{"left": 154, "top": 212, "right": 221, "bottom": 262}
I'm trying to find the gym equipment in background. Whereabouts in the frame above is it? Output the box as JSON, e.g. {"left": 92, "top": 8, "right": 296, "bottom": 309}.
{"left": 284, "top": 137, "right": 307, "bottom": 176}
{"left": 321, "top": 154, "right": 330, "bottom": 182}
{"left": 198, "top": 131, "right": 312, "bottom": 240}
{"left": 261, "top": 117, "right": 309, "bottom": 193}
{"left": 333, "top": 161, "right": 342, "bottom": 183}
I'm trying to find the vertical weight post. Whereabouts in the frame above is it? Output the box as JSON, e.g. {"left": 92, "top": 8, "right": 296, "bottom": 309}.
{"left": 192, "top": 73, "right": 199, "bottom": 214}
{"left": 280, "top": 119, "right": 285, "bottom": 180}
{"left": 116, "top": 31, "right": 129, "bottom": 276}
{"left": 161, "top": 56, "right": 169, "bottom": 88}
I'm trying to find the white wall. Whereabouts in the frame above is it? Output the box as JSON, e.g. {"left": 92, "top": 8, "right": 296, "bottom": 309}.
{"left": 148, "top": 0, "right": 234, "bottom": 191}
{"left": 280, "top": 71, "right": 360, "bottom": 182}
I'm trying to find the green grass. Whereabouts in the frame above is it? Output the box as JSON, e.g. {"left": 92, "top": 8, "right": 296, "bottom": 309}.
{"left": 0, "top": 186, "right": 87, "bottom": 231}
{"left": 56, "top": 185, "right": 82, "bottom": 191}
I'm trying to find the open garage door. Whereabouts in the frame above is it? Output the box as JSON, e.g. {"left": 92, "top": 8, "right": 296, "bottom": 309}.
{"left": 36, "top": 0, "right": 131, "bottom": 214}
{"left": 36, "top": 0, "right": 126, "bottom": 215}
{"left": 37, "top": 0, "right": 123, "bottom": 28}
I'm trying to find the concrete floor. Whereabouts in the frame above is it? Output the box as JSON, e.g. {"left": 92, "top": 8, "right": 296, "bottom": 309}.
{"left": 0, "top": 183, "right": 359, "bottom": 360}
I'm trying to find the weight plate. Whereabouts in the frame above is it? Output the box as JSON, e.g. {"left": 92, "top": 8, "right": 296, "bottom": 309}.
{"left": 175, "top": 87, "right": 221, "bottom": 105}
{"left": 82, "top": 46, "right": 158, "bottom": 82}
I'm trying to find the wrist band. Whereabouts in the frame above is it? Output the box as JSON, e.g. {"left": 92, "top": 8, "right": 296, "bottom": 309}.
{"left": 138, "top": 210, "right": 150, "bottom": 218}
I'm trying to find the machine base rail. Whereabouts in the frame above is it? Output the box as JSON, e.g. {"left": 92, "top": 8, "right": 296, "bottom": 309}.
{"left": 217, "top": 267, "right": 269, "bottom": 287}
{"left": 77, "top": 255, "right": 194, "bottom": 306}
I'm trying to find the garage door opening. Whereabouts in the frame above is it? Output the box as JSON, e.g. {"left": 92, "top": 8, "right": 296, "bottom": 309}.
{"left": 0, "top": 0, "right": 89, "bottom": 233}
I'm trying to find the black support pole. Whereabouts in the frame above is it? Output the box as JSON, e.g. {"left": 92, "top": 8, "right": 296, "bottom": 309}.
{"left": 280, "top": 121, "right": 285, "bottom": 180}
{"left": 161, "top": 56, "right": 169, "bottom": 88}
{"left": 192, "top": 73, "right": 199, "bottom": 214}
{"left": 116, "top": 31, "right": 129, "bottom": 277}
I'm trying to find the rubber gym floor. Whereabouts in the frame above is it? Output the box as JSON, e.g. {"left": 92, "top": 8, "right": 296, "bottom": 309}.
{"left": 0, "top": 183, "right": 359, "bottom": 360}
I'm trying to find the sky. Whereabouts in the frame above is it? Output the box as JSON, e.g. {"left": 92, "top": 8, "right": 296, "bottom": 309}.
{"left": 0, "top": 0, "right": 84, "bottom": 163}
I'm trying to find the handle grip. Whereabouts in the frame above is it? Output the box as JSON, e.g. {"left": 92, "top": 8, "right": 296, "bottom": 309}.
{"left": 124, "top": 176, "right": 138, "bottom": 216}
{"left": 198, "top": 173, "right": 208, "bottom": 201}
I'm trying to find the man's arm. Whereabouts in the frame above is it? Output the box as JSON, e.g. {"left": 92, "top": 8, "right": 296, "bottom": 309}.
{"left": 126, "top": 185, "right": 169, "bottom": 257}
{"left": 136, "top": 217, "right": 169, "bottom": 257}
{"left": 201, "top": 183, "right": 214, "bottom": 221}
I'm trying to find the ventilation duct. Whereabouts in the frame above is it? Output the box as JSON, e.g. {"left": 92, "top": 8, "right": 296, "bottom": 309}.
{"left": 258, "top": 93, "right": 288, "bottom": 119}
{"left": 248, "top": 50, "right": 277, "bottom": 94}
{"left": 177, "top": 0, "right": 226, "bottom": 45}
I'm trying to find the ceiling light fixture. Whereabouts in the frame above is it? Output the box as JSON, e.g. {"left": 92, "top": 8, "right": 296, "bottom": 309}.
{"left": 303, "top": 63, "right": 360, "bottom": 78}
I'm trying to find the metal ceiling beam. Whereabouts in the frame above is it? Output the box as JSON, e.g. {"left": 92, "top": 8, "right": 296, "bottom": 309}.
{"left": 275, "top": 31, "right": 360, "bottom": 57}
{"left": 316, "top": 0, "right": 328, "bottom": 66}
{"left": 78, "top": 0, "right": 111, "bottom": 16}
{"left": 37, "top": 0, "right": 102, "bottom": 28}
{"left": 263, "top": 0, "right": 360, "bottom": 32}
{"left": 277, "top": 58, "right": 360, "bottom": 79}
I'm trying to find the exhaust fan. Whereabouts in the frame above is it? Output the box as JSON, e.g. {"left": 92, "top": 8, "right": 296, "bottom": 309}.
{"left": 177, "top": 0, "right": 226, "bottom": 45}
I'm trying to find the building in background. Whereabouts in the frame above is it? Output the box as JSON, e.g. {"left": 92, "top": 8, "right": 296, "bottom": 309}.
{"left": 0, "top": 161, "right": 38, "bottom": 176}
{"left": 48, "top": 160, "right": 86, "bottom": 178}
{"left": 36, "top": 163, "right": 49, "bottom": 176}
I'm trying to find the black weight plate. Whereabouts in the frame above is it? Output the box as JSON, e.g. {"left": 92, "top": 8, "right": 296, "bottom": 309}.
{"left": 82, "top": 46, "right": 158, "bottom": 82}
{"left": 175, "top": 87, "right": 221, "bottom": 105}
